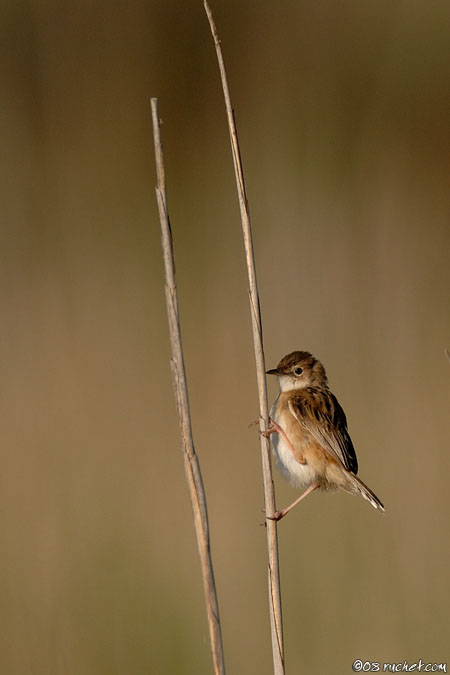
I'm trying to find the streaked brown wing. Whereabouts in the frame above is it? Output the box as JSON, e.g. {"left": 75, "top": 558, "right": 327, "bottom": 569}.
{"left": 288, "top": 388, "right": 358, "bottom": 474}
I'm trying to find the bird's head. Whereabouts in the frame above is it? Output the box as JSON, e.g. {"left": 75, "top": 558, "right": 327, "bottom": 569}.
{"left": 266, "top": 351, "right": 328, "bottom": 392}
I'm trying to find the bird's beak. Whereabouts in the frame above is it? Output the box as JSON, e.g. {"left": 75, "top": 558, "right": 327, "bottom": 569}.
{"left": 266, "top": 368, "right": 280, "bottom": 376}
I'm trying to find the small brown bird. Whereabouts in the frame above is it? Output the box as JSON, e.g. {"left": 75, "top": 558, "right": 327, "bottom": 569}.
{"left": 265, "top": 350, "right": 384, "bottom": 520}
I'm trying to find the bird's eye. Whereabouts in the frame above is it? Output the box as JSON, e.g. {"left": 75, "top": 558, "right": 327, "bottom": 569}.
{"left": 294, "top": 366, "right": 303, "bottom": 376}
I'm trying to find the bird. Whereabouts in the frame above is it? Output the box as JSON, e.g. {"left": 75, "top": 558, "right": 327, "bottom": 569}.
{"left": 264, "top": 350, "right": 384, "bottom": 520}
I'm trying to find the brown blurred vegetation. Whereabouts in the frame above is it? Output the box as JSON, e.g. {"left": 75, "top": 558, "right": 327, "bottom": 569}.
{"left": 1, "top": 0, "right": 449, "bottom": 673}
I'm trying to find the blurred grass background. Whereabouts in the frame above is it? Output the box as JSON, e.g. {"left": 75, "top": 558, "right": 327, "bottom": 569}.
{"left": 1, "top": 0, "right": 450, "bottom": 673}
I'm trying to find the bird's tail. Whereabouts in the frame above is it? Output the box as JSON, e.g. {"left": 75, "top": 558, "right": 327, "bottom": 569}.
{"left": 349, "top": 473, "right": 385, "bottom": 512}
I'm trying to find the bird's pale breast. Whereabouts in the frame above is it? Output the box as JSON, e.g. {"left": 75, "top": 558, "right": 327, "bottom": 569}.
{"left": 270, "top": 392, "right": 325, "bottom": 489}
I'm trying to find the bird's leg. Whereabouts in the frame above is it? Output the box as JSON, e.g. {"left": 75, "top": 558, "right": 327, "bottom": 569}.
{"left": 261, "top": 417, "right": 306, "bottom": 464}
{"left": 267, "top": 482, "right": 320, "bottom": 521}
{"left": 260, "top": 416, "right": 277, "bottom": 438}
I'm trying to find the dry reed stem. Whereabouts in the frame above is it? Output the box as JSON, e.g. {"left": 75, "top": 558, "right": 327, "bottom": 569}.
{"left": 203, "top": 3, "right": 285, "bottom": 674}
{"left": 151, "top": 98, "right": 226, "bottom": 675}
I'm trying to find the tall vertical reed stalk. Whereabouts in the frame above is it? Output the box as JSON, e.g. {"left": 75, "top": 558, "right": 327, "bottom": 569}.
{"left": 151, "top": 98, "right": 226, "bottom": 675}
{"left": 203, "top": 3, "right": 285, "bottom": 674}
